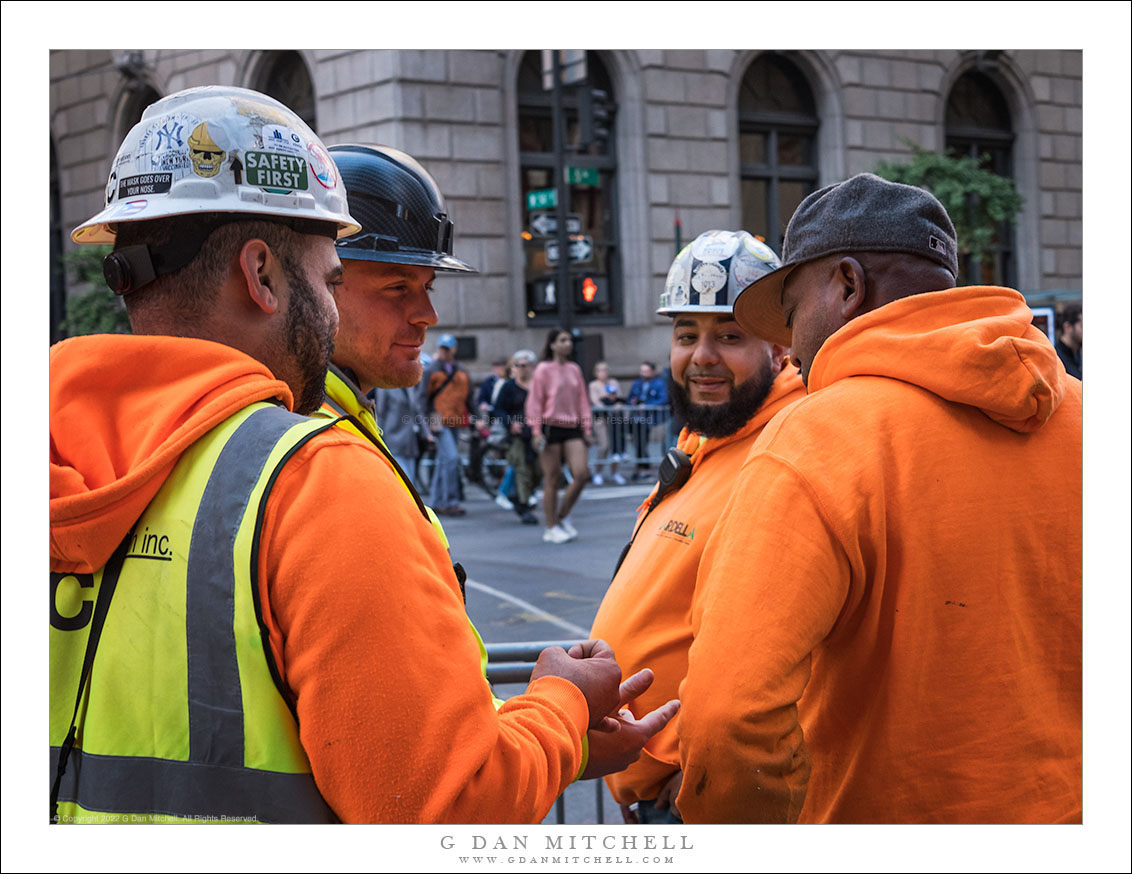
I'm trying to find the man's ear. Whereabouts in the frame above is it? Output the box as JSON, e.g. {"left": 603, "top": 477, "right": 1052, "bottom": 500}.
{"left": 768, "top": 343, "right": 789, "bottom": 376}
{"left": 238, "top": 238, "right": 279, "bottom": 315}
{"left": 836, "top": 256, "right": 868, "bottom": 321}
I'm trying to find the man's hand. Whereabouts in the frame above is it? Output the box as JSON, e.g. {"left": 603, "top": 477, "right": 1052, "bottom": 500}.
{"left": 579, "top": 669, "right": 680, "bottom": 780}
{"left": 653, "top": 769, "right": 682, "bottom": 813}
{"left": 531, "top": 640, "right": 621, "bottom": 730}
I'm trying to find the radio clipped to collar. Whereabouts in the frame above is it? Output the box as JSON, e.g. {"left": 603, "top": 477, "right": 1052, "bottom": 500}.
{"left": 611, "top": 447, "right": 693, "bottom": 580}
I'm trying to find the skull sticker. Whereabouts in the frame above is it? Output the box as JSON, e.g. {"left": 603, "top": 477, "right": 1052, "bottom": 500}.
{"left": 188, "top": 122, "right": 226, "bottom": 178}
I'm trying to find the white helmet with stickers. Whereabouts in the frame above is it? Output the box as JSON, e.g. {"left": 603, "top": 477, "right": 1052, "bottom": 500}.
{"left": 657, "top": 229, "right": 781, "bottom": 315}
{"left": 72, "top": 85, "right": 359, "bottom": 245}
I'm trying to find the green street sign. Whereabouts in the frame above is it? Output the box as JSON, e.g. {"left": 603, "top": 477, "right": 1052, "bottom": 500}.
{"left": 567, "top": 167, "right": 599, "bottom": 186}
{"left": 526, "top": 188, "right": 558, "bottom": 211}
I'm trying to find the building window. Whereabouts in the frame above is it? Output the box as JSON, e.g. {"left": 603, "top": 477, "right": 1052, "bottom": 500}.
{"left": 517, "top": 51, "right": 620, "bottom": 325}
{"left": 738, "top": 53, "right": 819, "bottom": 254}
{"left": 116, "top": 82, "right": 161, "bottom": 142}
{"left": 946, "top": 70, "right": 1015, "bottom": 286}
{"left": 252, "top": 51, "right": 316, "bottom": 131}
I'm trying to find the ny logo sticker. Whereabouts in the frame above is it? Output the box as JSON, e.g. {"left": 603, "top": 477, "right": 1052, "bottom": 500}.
{"left": 155, "top": 122, "right": 184, "bottom": 151}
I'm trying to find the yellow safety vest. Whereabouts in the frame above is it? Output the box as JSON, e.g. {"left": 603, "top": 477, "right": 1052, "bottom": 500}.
{"left": 50, "top": 403, "right": 339, "bottom": 823}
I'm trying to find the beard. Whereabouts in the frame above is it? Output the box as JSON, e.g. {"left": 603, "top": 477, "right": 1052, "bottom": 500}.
{"left": 667, "top": 364, "right": 776, "bottom": 439}
{"left": 281, "top": 255, "right": 336, "bottom": 415}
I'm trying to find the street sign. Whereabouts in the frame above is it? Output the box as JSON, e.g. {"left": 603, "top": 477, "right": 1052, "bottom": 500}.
{"left": 526, "top": 188, "right": 557, "bottom": 211}
{"left": 545, "top": 236, "right": 594, "bottom": 265}
{"left": 529, "top": 211, "right": 582, "bottom": 238}
{"left": 566, "top": 167, "right": 599, "bottom": 187}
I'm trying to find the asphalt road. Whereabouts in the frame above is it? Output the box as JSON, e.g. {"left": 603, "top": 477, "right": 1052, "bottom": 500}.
{"left": 440, "top": 478, "right": 655, "bottom": 825}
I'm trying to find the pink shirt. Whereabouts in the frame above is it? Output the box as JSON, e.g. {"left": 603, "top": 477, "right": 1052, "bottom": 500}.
{"left": 525, "top": 360, "right": 592, "bottom": 435}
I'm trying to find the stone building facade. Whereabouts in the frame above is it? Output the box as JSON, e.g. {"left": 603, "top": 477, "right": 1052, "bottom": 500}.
{"left": 50, "top": 49, "right": 1083, "bottom": 373}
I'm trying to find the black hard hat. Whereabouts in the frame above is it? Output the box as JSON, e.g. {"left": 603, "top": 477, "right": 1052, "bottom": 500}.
{"left": 328, "top": 143, "right": 476, "bottom": 273}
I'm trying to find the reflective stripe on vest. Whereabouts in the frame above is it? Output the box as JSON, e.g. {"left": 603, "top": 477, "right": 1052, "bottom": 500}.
{"left": 50, "top": 404, "right": 338, "bottom": 823}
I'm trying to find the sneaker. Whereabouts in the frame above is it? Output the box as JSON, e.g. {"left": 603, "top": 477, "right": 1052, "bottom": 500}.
{"left": 542, "top": 525, "right": 572, "bottom": 544}
{"left": 591, "top": 473, "right": 604, "bottom": 486}
{"left": 519, "top": 510, "right": 538, "bottom": 525}
{"left": 558, "top": 517, "right": 578, "bottom": 539}
{"left": 611, "top": 473, "right": 627, "bottom": 486}
{"left": 494, "top": 493, "right": 515, "bottom": 511}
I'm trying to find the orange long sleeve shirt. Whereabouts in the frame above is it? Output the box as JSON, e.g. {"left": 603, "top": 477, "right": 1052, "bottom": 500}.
{"left": 590, "top": 366, "right": 805, "bottom": 805}
{"left": 677, "top": 287, "right": 1082, "bottom": 823}
{"left": 51, "top": 334, "right": 589, "bottom": 823}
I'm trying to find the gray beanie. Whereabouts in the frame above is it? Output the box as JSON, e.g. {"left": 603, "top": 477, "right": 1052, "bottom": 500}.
{"left": 733, "top": 173, "right": 958, "bottom": 346}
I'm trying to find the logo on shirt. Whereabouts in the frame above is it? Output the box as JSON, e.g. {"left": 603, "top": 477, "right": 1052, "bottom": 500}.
{"left": 657, "top": 517, "right": 696, "bottom": 544}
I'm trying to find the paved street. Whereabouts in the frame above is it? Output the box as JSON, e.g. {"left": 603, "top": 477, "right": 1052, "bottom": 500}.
{"left": 439, "top": 477, "right": 655, "bottom": 824}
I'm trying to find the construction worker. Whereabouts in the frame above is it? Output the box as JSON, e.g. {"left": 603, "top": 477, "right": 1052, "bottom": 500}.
{"left": 49, "top": 86, "right": 653, "bottom": 824}
{"left": 677, "top": 174, "right": 1082, "bottom": 822}
{"left": 590, "top": 229, "right": 806, "bottom": 823}
{"left": 314, "top": 142, "right": 677, "bottom": 784}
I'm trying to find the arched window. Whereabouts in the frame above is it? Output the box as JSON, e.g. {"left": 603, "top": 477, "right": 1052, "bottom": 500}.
{"left": 738, "top": 53, "right": 819, "bottom": 254}
{"left": 946, "top": 70, "right": 1015, "bottom": 286}
{"left": 517, "top": 51, "right": 620, "bottom": 324}
{"left": 116, "top": 81, "right": 161, "bottom": 142}
{"left": 252, "top": 51, "right": 316, "bottom": 131}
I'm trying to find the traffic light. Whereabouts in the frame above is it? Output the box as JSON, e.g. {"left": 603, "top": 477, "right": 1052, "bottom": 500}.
{"left": 578, "top": 87, "right": 611, "bottom": 148}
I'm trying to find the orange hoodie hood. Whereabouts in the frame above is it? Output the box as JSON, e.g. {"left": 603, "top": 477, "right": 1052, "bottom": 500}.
{"left": 51, "top": 334, "right": 293, "bottom": 574}
{"left": 808, "top": 286, "right": 1067, "bottom": 434}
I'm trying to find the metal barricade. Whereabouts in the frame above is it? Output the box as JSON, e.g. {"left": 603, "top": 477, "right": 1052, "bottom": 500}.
{"left": 415, "top": 403, "right": 677, "bottom": 494}
{"left": 484, "top": 640, "right": 609, "bottom": 825}
{"left": 589, "top": 403, "right": 677, "bottom": 478}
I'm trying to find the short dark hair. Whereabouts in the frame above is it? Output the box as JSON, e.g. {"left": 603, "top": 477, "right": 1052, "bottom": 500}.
{"left": 642, "top": 361, "right": 657, "bottom": 372}
{"left": 1056, "top": 303, "right": 1082, "bottom": 333}
{"left": 114, "top": 217, "right": 302, "bottom": 325}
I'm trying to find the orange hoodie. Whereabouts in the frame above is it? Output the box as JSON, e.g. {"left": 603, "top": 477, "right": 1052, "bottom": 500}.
{"left": 590, "top": 366, "right": 805, "bottom": 805}
{"left": 677, "top": 287, "right": 1082, "bottom": 823}
{"left": 50, "top": 334, "right": 589, "bottom": 823}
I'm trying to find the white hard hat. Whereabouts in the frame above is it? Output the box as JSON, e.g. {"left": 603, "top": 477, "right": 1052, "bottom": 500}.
{"left": 657, "top": 229, "right": 781, "bottom": 315}
{"left": 72, "top": 85, "right": 359, "bottom": 245}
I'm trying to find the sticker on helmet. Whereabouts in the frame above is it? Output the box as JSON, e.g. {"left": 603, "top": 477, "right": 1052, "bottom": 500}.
{"left": 743, "top": 236, "right": 777, "bottom": 262}
{"left": 731, "top": 251, "right": 771, "bottom": 291}
{"left": 135, "top": 112, "right": 200, "bottom": 177}
{"left": 234, "top": 98, "right": 293, "bottom": 129}
{"left": 262, "top": 124, "right": 305, "bottom": 155}
{"left": 111, "top": 199, "right": 149, "bottom": 218}
{"left": 691, "top": 230, "right": 740, "bottom": 262}
{"left": 245, "top": 151, "right": 309, "bottom": 191}
{"left": 228, "top": 150, "right": 244, "bottom": 185}
{"left": 308, "top": 142, "right": 338, "bottom": 190}
{"left": 691, "top": 261, "right": 727, "bottom": 302}
{"left": 188, "top": 123, "right": 227, "bottom": 178}
{"left": 105, "top": 169, "right": 118, "bottom": 204}
{"left": 117, "top": 173, "right": 173, "bottom": 199}
{"left": 663, "top": 251, "right": 691, "bottom": 309}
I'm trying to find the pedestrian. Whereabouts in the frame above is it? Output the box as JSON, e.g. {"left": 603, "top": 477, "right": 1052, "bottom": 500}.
{"left": 370, "top": 383, "right": 430, "bottom": 487}
{"left": 588, "top": 361, "right": 626, "bottom": 486}
{"left": 626, "top": 361, "right": 668, "bottom": 480}
{"left": 424, "top": 333, "right": 470, "bottom": 516}
{"left": 50, "top": 89, "right": 669, "bottom": 824}
{"left": 525, "top": 328, "right": 592, "bottom": 543}
{"left": 1054, "top": 303, "right": 1082, "bottom": 380}
{"left": 677, "top": 173, "right": 1082, "bottom": 823}
{"left": 492, "top": 349, "right": 540, "bottom": 524}
{"left": 591, "top": 229, "right": 804, "bottom": 824}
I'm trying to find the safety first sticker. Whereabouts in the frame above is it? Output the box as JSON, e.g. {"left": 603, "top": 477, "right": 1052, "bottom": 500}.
{"left": 244, "top": 151, "right": 309, "bottom": 191}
